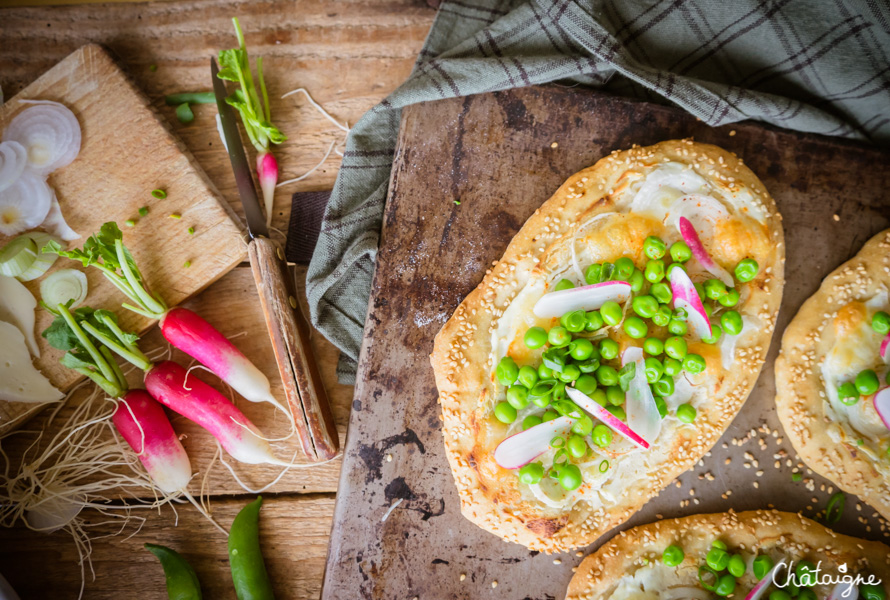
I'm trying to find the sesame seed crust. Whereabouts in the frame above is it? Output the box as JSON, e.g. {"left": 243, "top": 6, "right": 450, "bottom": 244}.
{"left": 566, "top": 510, "right": 890, "bottom": 599}
{"left": 430, "top": 140, "right": 785, "bottom": 552}
{"left": 775, "top": 229, "right": 890, "bottom": 521}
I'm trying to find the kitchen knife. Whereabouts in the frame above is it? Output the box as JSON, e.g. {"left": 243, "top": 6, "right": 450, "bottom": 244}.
{"left": 211, "top": 58, "right": 339, "bottom": 461}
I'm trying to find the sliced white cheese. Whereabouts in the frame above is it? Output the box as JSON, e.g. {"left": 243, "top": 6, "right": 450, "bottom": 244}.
{"left": 0, "top": 320, "right": 62, "bottom": 404}
{"left": 0, "top": 274, "right": 39, "bottom": 357}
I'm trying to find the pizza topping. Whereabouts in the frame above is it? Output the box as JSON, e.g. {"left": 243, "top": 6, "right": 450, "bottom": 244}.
{"left": 567, "top": 387, "right": 650, "bottom": 449}
{"left": 679, "top": 216, "right": 734, "bottom": 287}
{"left": 873, "top": 388, "right": 890, "bottom": 430}
{"left": 493, "top": 415, "right": 575, "bottom": 470}
{"left": 622, "top": 347, "right": 662, "bottom": 445}
{"left": 670, "top": 264, "right": 712, "bottom": 340}
{"left": 532, "top": 280, "right": 631, "bottom": 318}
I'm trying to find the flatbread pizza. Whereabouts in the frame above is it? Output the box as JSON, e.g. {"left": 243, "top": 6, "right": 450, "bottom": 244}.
{"left": 431, "top": 140, "right": 785, "bottom": 551}
{"left": 567, "top": 510, "right": 890, "bottom": 599}
{"left": 776, "top": 229, "right": 890, "bottom": 520}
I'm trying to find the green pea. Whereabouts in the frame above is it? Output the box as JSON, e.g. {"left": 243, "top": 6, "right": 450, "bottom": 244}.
{"left": 664, "top": 263, "right": 681, "bottom": 280}
{"left": 718, "top": 287, "right": 740, "bottom": 307}
{"left": 644, "top": 357, "right": 664, "bottom": 383}
{"left": 569, "top": 338, "right": 595, "bottom": 361}
{"left": 683, "top": 353, "right": 707, "bottom": 374}
{"left": 599, "top": 338, "right": 619, "bottom": 360}
{"left": 860, "top": 583, "right": 888, "bottom": 600}
{"left": 856, "top": 369, "right": 880, "bottom": 395}
{"left": 727, "top": 554, "right": 746, "bottom": 577}
{"left": 677, "top": 403, "right": 697, "bottom": 423}
{"left": 542, "top": 409, "right": 559, "bottom": 422}
{"left": 654, "top": 396, "right": 667, "bottom": 418}
{"left": 872, "top": 311, "right": 890, "bottom": 335}
{"left": 664, "top": 336, "right": 688, "bottom": 360}
{"left": 653, "top": 376, "right": 675, "bottom": 397}
{"left": 670, "top": 241, "right": 692, "bottom": 263}
{"left": 575, "top": 374, "right": 598, "bottom": 395}
{"left": 650, "top": 281, "right": 673, "bottom": 304}
{"left": 494, "top": 401, "right": 517, "bottom": 423}
{"left": 644, "top": 236, "right": 667, "bottom": 260}
{"left": 554, "top": 279, "right": 575, "bottom": 291}
{"left": 506, "top": 386, "right": 530, "bottom": 409}
{"left": 628, "top": 269, "right": 645, "bottom": 293}
{"left": 566, "top": 434, "right": 588, "bottom": 458}
{"left": 585, "top": 310, "right": 605, "bottom": 331}
{"left": 596, "top": 365, "right": 619, "bottom": 387}
{"left": 769, "top": 592, "right": 792, "bottom": 600}
{"left": 614, "top": 256, "right": 635, "bottom": 280}
{"left": 653, "top": 305, "right": 672, "bottom": 326}
{"left": 633, "top": 295, "right": 659, "bottom": 318}
{"left": 572, "top": 415, "right": 594, "bottom": 436}
{"left": 662, "top": 545, "right": 684, "bottom": 567}
{"left": 523, "top": 415, "right": 543, "bottom": 430}
{"left": 714, "top": 574, "right": 736, "bottom": 597}
{"left": 606, "top": 385, "right": 625, "bottom": 406}
{"left": 667, "top": 318, "right": 688, "bottom": 336}
{"left": 558, "top": 464, "right": 583, "bottom": 491}
{"left": 704, "top": 278, "right": 727, "bottom": 299}
{"left": 706, "top": 547, "right": 730, "bottom": 571}
{"left": 721, "top": 310, "right": 743, "bottom": 335}
{"left": 624, "top": 316, "right": 649, "bottom": 339}
{"left": 538, "top": 364, "right": 555, "bottom": 379}
{"left": 589, "top": 389, "right": 608, "bottom": 407}
{"left": 702, "top": 322, "right": 723, "bottom": 344}
{"left": 585, "top": 264, "right": 603, "bottom": 285}
{"left": 496, "top": 356, "right": 519, "bottom": 386}
{"left": 838, "top": 382, "right": 859, "bottom": 405}
{"left": 559, "top": 364, "right": 581, "bottom": 383}
{"left": 524, "top": 326, "right": 548, "bottom": 349}
{"left": 795, "top": 560, "right": 817, "bottom": 587}
{"left": 548, "top": 326, "right": 572, "bottom": 347}
{"left": 643, "top": 337, "right": 664, "bottom": 356}
{"left": 734, "top": 258, "right": 759, "bottom": 282}
{"left": 518, "top": 365, "right": 538, "bottom": 388}
{"left": 518, "top": 462, "right": 544, "bottom": 484}
{"left": 600, "top": 301, "right": 623, "bottom": 326}
{"left": 592, "top": 423, "right": 613, "bottom": 447}
{"left": 753, "top": 555, "right": 774, "bottom": 580}
{"left": 644, "top": 259, "right": 665, "bottom": 283}
{"left": 663, "top": 357, "right": 682, "bottom": 377}
{"left": 605, "top": 405, "right": 626, "bottom": 420}
{"left": 561, "top": 309, "right": 587, "bottom": 332}
{"left": 797, "top": 590, "right": 817, "bottom": 600}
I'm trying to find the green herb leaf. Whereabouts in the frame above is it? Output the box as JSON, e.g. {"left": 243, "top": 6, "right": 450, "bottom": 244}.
{"left": 618, "top": 362, "right": 636, "bottom": 392}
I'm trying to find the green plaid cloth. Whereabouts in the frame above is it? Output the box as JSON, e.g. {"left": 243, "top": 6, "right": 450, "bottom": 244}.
{"left": 306, "top": 0, "right": 890, "bottom": 383}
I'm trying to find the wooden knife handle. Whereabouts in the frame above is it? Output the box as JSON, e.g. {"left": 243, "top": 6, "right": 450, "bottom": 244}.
{"left": 248, "top": 236, "right": 339, "bottom": 461}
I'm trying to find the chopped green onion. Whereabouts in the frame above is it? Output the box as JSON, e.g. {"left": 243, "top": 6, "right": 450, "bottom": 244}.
{"left": 174, "top": 102, "right": 195, "bottom": 123}
{"left": 164, "top": 92, "right": 216, "bottom": 106}
{"left": 183, "top": 260, "right": 191, "bottom": 268}
{"left": 454, "top": 200, "right": 461, "bottom": 205}
{"left": 792, "top": 472, "right": 802, "bottom": 482}
{"left": 187, "top": 226, "right": 195, "bottom": 235}
{"left": 149, "top": 64, "right": 158, "bottom": 72}
{"left": 550, "top": 436, "right": 565, "bottom": 448}
{"left": 825, "top": 491, "right": 845, "bottom": 524}
{"left": 125, "top": 219, "right": 136, "bottom": 227}
{"left": 598, "top": 459, "right": 609, "bottom": 473}
{"left": 169, "top": 213, "right": 181, "bottom": 219}
{"left": 152, "top": 189, "right": 167, "bottom": 199}
{"left": 138, "top": 206, "right": 149, "bottom": 217}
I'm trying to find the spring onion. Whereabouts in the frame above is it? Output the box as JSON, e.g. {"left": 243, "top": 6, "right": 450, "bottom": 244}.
{"left": 165, "top": 92, "right": 216, "bottom": 106}
{"left": 138, "top": 206, "right": 149, "bottom": 217}
{"left": 17, "top": 231, "right": 60, "bottom": 281}
{"left": 0, "top": 235, "right": 38, "bottom": 277}
{"left": 824, "top": 492, "right": 845, "bottom": 524}
{"left": 40, "top": 268, "right": 88, "bottom": 309}
{"left": 152, "top": 189, "right": 167, "bottom": 199}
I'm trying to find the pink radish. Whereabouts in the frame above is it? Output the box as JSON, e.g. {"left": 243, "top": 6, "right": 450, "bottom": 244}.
{"left": 678, "top": 216, "right": 733, "bottom": 287}
{"left": 566, "top": 387, "right": 650, "bottom": 449}
{"left": 256, "top": 151, "right": 279, "bottom": 229}
{"left": 145, "top": 361, "right": 288, "bottom": 466}
{"left": 494, "top": 416, "right": 575, "bottom": 469}
{"left": 880, "top": 334, "right": 889, "bottom": 363}
{"left": 873, "top": 387, "right": 890, "bottom": 430}
{"left": 533, "top": 281, "right": 632, "bottom": 318}
{"left": 622, "top": 347, "right": 661, "bottom": 445}
{"left": 669, "top": 266, "right": 712, "bottom": 340}
{"left": 744, "top": 560, "right": 786, "bottom": 600}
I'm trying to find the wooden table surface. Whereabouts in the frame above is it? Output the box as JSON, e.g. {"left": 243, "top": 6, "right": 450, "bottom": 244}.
{"left": 0, "top": 1, "right": 435, "bottom": 598}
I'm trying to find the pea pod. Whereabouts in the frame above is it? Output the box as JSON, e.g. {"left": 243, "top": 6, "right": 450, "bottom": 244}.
{"left": 229, "top": 496, "right": 274, "bottom": 600}
{"left": 145, "top": 543, "right": 202, "bottom": 600}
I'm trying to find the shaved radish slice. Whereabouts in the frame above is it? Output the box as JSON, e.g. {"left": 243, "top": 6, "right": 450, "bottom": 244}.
{"left": 880, "top": 334, "right": 890, "bottom": 363}
{"left": 622, "top": 347, "right": 661, "bottom": 444}
{"left": 678, "top": 216, "right": 733, "bottom": 287}
{"left": 3, "top": 101, "right": 81, "bottom": 176}
{"left": 873, "top": 387, "right": 890, "bottom": 430}
{"left": 533, "top": 281, "right": 632, "bottom": 318}
{"left": 0, "top": 140, "right": 27, "bottom": 192}
{"left": 744, "top": 560, "right": 786, "bottom": 600}
{"left": 41, "top": 189, "right": 79, "bottom": 241}
{"left": 566, "top": 387, "right": 650, "bottom": 450}
{"left": 0, "top": 173, "right": 52, "bottom": 236}
{"left": 666, "top": 194, "right": 729, "bottom": 238}
{"left": 670, "top": 266, "right": 712, "bottom": 340}
{"left": 827, "top": 582, "right": 859, "bottom": 600}
{"left": 493, "top": 416, "right": 575, "bottom": 470}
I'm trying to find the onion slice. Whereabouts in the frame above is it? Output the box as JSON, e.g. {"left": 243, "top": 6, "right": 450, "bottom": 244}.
{"left": 670, "top": 265, "right": 712, "bottom": 340}
{"left": 40, "top": 268, "right": 88, "bottom": 309}
{"left": 0, "top": 140, "right": 27, "bottom": 192}
{"left": 566, "top": 387, "right": 650, "bottom": 449}
{"left": 827, "top": 582, "right": 859, "bottom": 600}
{"left": 494, "top": 416, "right": 575, "bottom": 470}
{"left": 622, "top": 347, "right": 662, "bottom": 444}
{"left": 3, "top": 101, "right": 82, "bottom": 176}
{"left": 744, "top": 560, "right": 786, "bottom": 600}
{"left": 0, "top": 173, "right": 53, "bottom": 236}
{"left": 678, "top": 216, "right": 733, "bottom": 287}
{"left": 873, "top": 387, "right": 890, "bottom": 430}
{"left": 16, "top": 231, "right": 60, "bottom": 281}
{"left": 41, "top": 189, "right": 79, "bottom": 241}
{"left": 533, "top": 281, "right": 632, "bottom": 318}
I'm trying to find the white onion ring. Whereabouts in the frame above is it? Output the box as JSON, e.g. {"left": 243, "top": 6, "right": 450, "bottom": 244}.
{"left": 42, "top": 189, "right": 79, "bottom": 241}
{"left": 0, "top": 173, "right": 53, "bottom": 236}
{"left": 3, "top": 101, "right": 82, "bottom": 176}
{"left": 0, "top": 140, "right": 27, "bottom": 192}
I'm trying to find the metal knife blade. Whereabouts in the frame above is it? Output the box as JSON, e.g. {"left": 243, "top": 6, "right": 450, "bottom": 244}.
{"left": 211, "top": 58, "right": 269, "bottom": 239}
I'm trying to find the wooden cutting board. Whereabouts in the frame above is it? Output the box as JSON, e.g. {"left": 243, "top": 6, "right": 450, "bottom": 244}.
{"left": 0, "top": 44, "right": 245, "bottom": 433}
{"left": 322, "top": 87, "right": 890, "bottom": 599}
